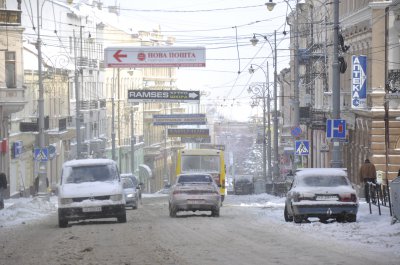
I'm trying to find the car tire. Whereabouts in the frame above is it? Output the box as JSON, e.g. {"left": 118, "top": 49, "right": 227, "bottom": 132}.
{"left": 284, "top": 205, "right": 293, "bottom": 222}
{"left": 117, "top": 213, "right": 127, "bottom": 223}
{"left": 319, "top": 217, "right": 329, "bottom": 223}
{"left": 212, "top": 207, "right": 220, "bottom": 217}
{"left": 336, "top": 215, "right": 345, "bottom": 223}
{"left": 293, "top": 214, "right": 303, "bottom": 224}
{"left": 169, "top": 205, "right": 177, "bottom": 217}
{"left": 346, "top": 214, "right": 357, "bottom": 223}
{"left": 58, "top": 212, "right": 68, "bottom": 228}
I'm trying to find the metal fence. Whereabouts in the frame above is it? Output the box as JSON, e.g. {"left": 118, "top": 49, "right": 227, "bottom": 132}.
{"left": 366, "top": 182, "right": 392, "bottom": 216}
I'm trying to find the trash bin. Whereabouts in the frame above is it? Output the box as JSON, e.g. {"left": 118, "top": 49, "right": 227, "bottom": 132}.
{"left": 390, "top": 176, "right": 400, "bottom": 223}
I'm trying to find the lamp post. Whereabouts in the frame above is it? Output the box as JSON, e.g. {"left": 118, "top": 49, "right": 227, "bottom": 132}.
{"left": 330, "top": 0, "right": 342, "bottom": 168}
{"left": 248, "top": 63, "right": 272, "bottom": 188}
{"left": 265, "top": 0, "right": 300, "bottom": 173}
{"left": 250, "top": 31, "right": 280, "bottom": 185}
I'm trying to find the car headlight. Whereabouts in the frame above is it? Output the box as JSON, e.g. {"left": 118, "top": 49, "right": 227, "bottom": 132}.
{"left": 59, "top": 198, "right": 73, "bottom": 205}
{"left": 110, "top": 194, "right": 123, "bottom": 201}
{"left": 127, "top": 194, "right": 134, "bottom": 198}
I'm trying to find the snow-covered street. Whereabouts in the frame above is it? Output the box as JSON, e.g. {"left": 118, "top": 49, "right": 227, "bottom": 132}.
{"left": 0, "top": 193, "right": 399, "bottom": 265}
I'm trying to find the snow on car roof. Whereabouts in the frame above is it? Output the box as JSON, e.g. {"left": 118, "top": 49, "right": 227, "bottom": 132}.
{"left": 62, "top": 158, "right": 116, "bottom": 167}
{"left": 296, "top": 168, "right": 347, "bottom": 177}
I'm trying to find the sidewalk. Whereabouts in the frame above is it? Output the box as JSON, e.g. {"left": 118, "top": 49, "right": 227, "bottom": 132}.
{"left": 0, "top": 196, "right": 57, "bottom": 227}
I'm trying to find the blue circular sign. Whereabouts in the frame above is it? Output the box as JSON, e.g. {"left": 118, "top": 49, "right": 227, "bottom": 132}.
{"left": 291, "top": 126, "right": 302, "bottom": 137}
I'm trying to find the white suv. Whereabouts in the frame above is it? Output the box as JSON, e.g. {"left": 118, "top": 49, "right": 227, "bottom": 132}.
{"left": 57, "top": 159, "right": 126, "bottom": 228}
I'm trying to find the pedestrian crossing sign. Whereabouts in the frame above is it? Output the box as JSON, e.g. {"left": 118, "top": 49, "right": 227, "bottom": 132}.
{"left": 295, "top": 140, "right": 310, "bottom": 155}
{"left": 34, "top": 148, "right": 48, "bottom": 162}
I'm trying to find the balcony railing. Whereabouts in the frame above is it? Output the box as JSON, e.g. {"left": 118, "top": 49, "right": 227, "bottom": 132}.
{"left": 0, "top": 9, "right": 21, "bottom": 26}
{"left": 0, "top": 87, "right": 26, "bottom": 115}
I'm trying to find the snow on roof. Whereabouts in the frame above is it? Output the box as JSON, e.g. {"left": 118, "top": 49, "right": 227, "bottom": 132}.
{"left": 62, "top": 158, "right": 116, "bottom": 167}
{"left": 296, "top": 168, "right": 347, "bottom": 177}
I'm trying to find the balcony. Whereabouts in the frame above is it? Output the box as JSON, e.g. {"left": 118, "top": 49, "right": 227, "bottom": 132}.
{"left": 0, "top": 87, "right": 26, "bottom": 115}
{"left": 0, "top": 9, "right": 21, "bottom": 26}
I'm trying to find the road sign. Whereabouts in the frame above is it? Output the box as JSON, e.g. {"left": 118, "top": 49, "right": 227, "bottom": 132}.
{"left": 153, "top": 114, "right": 206, "bottom": 125}
{"left": 167, "top": 128, "right": 209, "bottom": 138}
{"left": 326, "top": 119, "right": 346, "bottom": 138}
{"left": 104, "top": 46, "right": 206, "bottom": 68}
{"left": 128, "top": 90, "right": 200, "bottom": 103}
{"left": 295, "top": 140, "right": 310, "bottom": 155}
{"left": 291, "top": 126, "right": 302, "bottom": 137}
{"left": 34, "top": 148, "right": 48, "bottom": 162}
{"left": 181, "top": 137, "right": 211, "bottom": 143}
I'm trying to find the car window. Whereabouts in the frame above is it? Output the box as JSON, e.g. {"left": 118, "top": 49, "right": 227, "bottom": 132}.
{"left": 122, "top": 178, "right": 134, "bottom": 189}
{"left": 130, "top": 177, "right": 138, "bottom": 186}
{"left": 65, "top": 165, "right": 116, "bottom": 183}
{"left": 300, "top": 175, "right": 348, "bottom": 187}
{"left": 178, "top": 175, "right": 213, "bottom": 184}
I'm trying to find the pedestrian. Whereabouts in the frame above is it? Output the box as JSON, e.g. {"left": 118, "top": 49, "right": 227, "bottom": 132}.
{"left": 0, "top": 172, "right": 7, "bottom": 209}
{"left": 359, "top": 158, "right": 377, "bottom": 203}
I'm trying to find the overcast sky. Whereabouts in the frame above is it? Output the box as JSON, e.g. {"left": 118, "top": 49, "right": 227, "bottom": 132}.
{"left": 101, "top": 0, "right": 294, "bottom": 121}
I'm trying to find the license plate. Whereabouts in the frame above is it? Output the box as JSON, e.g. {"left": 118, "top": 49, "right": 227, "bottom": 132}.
{"left": 82, "top": 206, "right": 102, "bottom": 212}
{"left": 188, "top": 200, "right": 203, "bottom": 204}
{"left": 316, "top": 195, "right": 338, "bottom": 201}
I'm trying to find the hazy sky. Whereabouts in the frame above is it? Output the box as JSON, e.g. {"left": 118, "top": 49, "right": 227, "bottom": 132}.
{"left": 102, "top": 0, "right": 293, "bottom": 121}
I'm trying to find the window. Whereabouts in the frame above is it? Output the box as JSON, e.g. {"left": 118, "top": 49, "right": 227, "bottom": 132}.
{"left": 5, "top": 51, "right": 16, "bottom": 88}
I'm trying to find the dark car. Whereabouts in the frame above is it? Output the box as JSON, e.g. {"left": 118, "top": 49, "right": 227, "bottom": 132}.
{"left": 284, "top": 168, "right": 359, "bottom": 223}
{"left": 234, "top": 175, "right": 254, "bottom": 195}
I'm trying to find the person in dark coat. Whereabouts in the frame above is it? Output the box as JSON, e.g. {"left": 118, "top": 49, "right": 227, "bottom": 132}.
{"left": 359, "top": 158, "right": 377, "bottom": 203}
{"left": 0, "top": 172, "right": 7, "bottom": 209}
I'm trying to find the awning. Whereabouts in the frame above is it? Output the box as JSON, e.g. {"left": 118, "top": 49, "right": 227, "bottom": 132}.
{"left": 139, "top": 164, "right": 153, "bottom": 179}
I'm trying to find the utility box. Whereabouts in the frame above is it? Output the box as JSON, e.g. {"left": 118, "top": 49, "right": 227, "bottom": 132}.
{"left": 390, "top": 176, "right": 400, "bottom": 223}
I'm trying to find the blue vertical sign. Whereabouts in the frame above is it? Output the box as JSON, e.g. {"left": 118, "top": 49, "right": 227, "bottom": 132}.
{"left": 352, "top": 55, "right": 367, "bottom": 109}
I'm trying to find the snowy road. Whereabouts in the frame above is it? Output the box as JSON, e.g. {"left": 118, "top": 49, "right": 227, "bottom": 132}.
{"left": 0, "top": 195, "right": 399, "bottom": 265}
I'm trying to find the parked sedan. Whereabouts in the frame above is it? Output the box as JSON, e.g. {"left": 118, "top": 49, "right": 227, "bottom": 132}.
{"left": 121, "top": 173, "right": 142, "bottom": 203}
{"left": 121, "top": 176, "right": 139, "bottom": 209}
{"left": 169, "top": 173, "right": 221, "bottom": 217}
{"left": 284, "top": 168, "right": 359, "bottom": 223}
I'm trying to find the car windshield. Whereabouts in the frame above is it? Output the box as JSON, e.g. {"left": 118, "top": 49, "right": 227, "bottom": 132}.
{"left": 178, "top": 174, "right": 213, "bottom": 184}
{"left": 64, "top": 164, "right": 117, "bottom": 184}
{"left": 299, "top": 175, "right": 349, "bottom": 187}
{"left": 122, "top": 178, "right": 134, "bottom": 189}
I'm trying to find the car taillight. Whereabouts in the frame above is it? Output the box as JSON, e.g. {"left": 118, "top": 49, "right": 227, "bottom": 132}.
{"left": 339, "top": 193, "right": 357, "bottom": 202}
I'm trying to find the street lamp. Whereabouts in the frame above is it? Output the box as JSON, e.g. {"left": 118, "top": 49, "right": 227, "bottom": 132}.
{"left": 250, "top": 32, "right": 280, "bottom": 186}
{"left": 265, "top": 0, "right": 276, "bottom": 12}
{"left": 248, "top": 64, "right": 272, "bottom": 189}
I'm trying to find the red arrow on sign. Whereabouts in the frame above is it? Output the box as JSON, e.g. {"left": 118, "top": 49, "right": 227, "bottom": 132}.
{"left": 113, "top": 50, "right": 127, "bottom": 62}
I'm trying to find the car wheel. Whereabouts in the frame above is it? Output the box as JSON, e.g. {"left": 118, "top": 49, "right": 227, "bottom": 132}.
{"left": 58, "top": 212, "right": 68, "bottom": 228}
{"left": 336, "top": 215, "right": 345, "bottom": 223}
{"left": 117, "top": 213, "right": 127, "bottom": 223}
{"left": 346, "top": 214, "right": 357, "bottom": 223}
{"left": 319, "top": 217, "right": 329, "bottom": 223}
{"left": 169, "top": 205, "right": 177, "bottom": 217}
{"left": 293, "top": 214, "right": 303, "bottom": 224}
{"left": 284, "top": 205, "right": 293, "bottom": 222}
{"left": 212, "top": 207, "right": 220, "bottom": 217}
